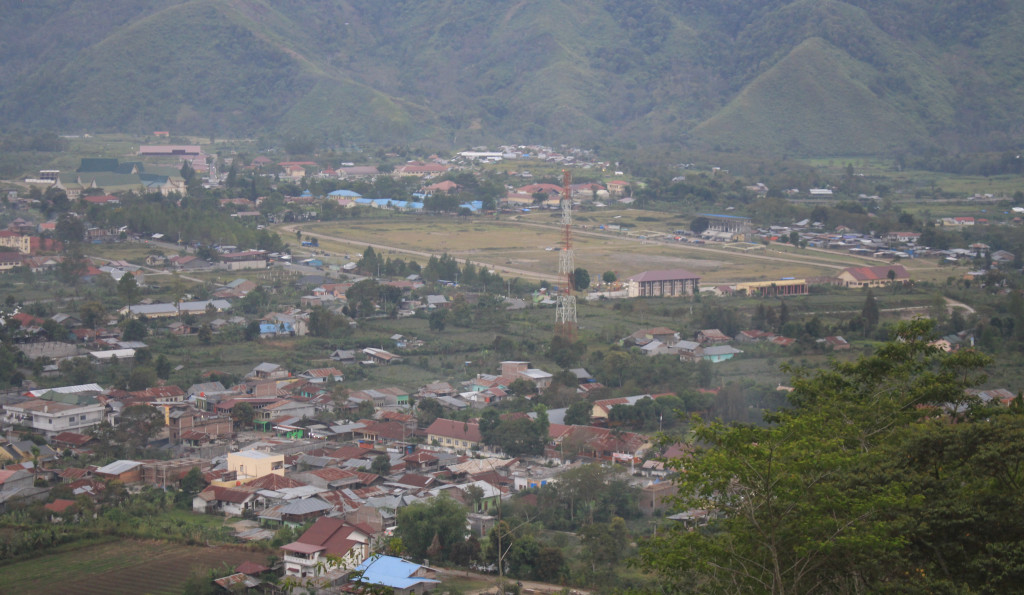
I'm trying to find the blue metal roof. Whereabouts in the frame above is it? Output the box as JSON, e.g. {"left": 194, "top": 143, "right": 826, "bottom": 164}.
{"left": 354, "top": 555, "right": 440, "bottom": 589}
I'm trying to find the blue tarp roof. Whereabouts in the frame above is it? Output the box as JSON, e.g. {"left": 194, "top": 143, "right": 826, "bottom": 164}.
{"left": 354, "top": 555, "right": 440, "bottom": 590}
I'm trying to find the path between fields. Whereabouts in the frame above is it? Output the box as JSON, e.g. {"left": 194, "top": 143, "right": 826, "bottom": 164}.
{"left": 946, "top": 297, "right": 975, "bottom": 314}
{"left": 438, "top": 568, "right": 589, "bottom": 595}
{"left": 511, "top": 220, "right": 858, "bottom": 270}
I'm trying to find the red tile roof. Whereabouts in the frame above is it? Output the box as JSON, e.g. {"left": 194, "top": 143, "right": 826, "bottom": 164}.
{"left": 44, "top": 499, "right": 76, "bottom": 513}
{"left": 53, "top": 431, "right": 93, "bottom": 446}
{"left": 310, "top": 467, "right": 358, "bottom": 482}
{"left": 293, "top": 517, "right": 366, "bottom": 556}
{"left": 247, "top": 474, "right": 305, "bottom": 490}
{"left": 235, "top": 561, "right": 270, "bottom": 575}
{"left": 395, "top": 473, "right": 433, "bottom": 488}
{"left": 59, "top": 467, "right": 90, "bottom": 481}
{"left": 841, "top": 264, "right": 909, "bottom": 282}
{"left": 426, "top": 418, "right": 482, "bottom": 443}
{"left": 358, "top": 420, "right": 408, "bottom": 441}
{"left": 203, "top": 486, "right": 257, "bottom": 504}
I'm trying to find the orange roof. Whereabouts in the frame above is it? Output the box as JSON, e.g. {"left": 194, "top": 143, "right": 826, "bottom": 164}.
{"left": 44, "top": 499, "right": 76, "bottom": 513}
{"left": 425, "top": 418, "right": 482, "bottom": 443}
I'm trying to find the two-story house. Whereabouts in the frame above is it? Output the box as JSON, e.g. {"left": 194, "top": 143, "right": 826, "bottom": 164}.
{"left": 3, "top": 396, "right": 106, "bottom": 438}
{"left": 281, "top": 517, "right": 370, "bottom": 579}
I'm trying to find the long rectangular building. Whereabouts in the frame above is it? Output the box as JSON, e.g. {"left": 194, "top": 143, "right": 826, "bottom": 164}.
{"left": 627, "top": 269, "right": 700, "bottom": 298}
{"left": 735, "top": 278, "right": 808, "bottom": 297}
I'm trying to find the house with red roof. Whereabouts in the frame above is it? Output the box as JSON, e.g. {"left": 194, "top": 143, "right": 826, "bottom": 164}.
{"left": 426, "top": 418, "right": 483, "bottom": 452}
{"left": 281, "top": 517, "right": 370, "bottom": 578}
{"left": 81, "top": 194, "right": 120, "bottom": 205}
{"left": 551, "top": 425, "right": 650, "bottom": 464}
{"left": 393, "top": 162, "right": 449, "bottom": 178}
{"left": 606, "top": 180, "right": 631, "bottom": 197}
{"left": 422, "top": 180, "right": 459, "bottom": 194}
{"left": 353, "top": 420, "right": 409, "bottom": 445}
{"left": 299, "top": 368, "right": 344, "bottom": 383}
{"left": 517, "top": 183, "right": 562, "bottom": 197}
{"left": 193, "top": 485, "right": 262, "bottom": 516}
{"left": 836, "top": 264, "right": 910, "bottom": 288}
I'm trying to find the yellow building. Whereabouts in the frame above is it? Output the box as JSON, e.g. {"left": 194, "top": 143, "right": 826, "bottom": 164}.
{"left": 735, "top": 278, "right": 808, "bottom": 297}
{"left": 226, "top": 449, "right": 284, "bottom": 483}
{"left": 0, "top": 232, "right": 32, "bottom": 254}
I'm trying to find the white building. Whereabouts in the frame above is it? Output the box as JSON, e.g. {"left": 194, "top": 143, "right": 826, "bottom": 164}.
{"left": 3, "top": 398, "right": 106, "bottom": 438}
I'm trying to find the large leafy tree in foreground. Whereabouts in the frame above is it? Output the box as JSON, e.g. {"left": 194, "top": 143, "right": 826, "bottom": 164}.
{"left": 395, "top": 494, "right": 467, "bottom": 564}
{"left": 639, "top": 320, "right": 1024, "bottom": 593}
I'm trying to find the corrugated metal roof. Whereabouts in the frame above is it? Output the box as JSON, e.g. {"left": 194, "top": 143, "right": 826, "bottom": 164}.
{"left": 95, "top": 460, "right": 142, "bottom": 475}
{"left": 27, "top": 383, "right": 104, "bottom": 397}
{"left": 280, "top": 497, "right": 332, "bottom": 516}
{"left": 354, "top": 555, "right": 440, "bottom": 589}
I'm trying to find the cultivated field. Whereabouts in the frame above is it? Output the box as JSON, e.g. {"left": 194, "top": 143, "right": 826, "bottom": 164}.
{"left": 0, "top": 539, "right": 264, "bottom": 594}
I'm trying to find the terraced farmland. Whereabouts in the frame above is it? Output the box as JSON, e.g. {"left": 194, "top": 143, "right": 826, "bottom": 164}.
{"left": 0, "top": 539, "right": 264, "bottom": 594}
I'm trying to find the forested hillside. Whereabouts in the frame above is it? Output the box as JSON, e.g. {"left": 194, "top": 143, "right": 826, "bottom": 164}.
{"left": 2, "top": 0, "right": 1022, "bottom": 155}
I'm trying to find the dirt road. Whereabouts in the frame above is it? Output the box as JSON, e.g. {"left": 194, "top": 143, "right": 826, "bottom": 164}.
{"left": 438, "top": 568, "right": 589, "bottom": 595}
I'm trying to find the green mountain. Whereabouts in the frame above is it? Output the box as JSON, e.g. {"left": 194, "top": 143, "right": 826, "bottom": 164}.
{"left": 2, "top": 0, "right": 1023, "bottom": 156}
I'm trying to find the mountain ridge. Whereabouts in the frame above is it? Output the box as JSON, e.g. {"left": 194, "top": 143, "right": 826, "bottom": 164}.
{"left": 2, "top": 0, "right": 1022, "bottom": 156}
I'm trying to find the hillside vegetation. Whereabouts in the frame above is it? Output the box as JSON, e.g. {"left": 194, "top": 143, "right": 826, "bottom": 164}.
{"left": 2, "top": 0, "right": 1023, "bottom": 155}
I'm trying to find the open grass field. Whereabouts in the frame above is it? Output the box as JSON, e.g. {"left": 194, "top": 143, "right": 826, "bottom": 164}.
{"left": 0, "top": 539, "right": 264, "bottom": 595}
{"left": 294, "top": 213, "right": 902, "bottom": 285}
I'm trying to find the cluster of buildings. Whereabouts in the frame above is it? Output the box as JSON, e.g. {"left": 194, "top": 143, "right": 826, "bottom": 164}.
{"left": 0, "top": 345, "right": 675, "bottom": 587}
{"left": 623, "top": 327, "right": 744, "bottom": 363}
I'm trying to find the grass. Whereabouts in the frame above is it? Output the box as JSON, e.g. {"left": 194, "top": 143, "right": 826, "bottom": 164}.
{"left": 435, "top": 572, "right": 496, "bottom": 593}
{"left": 295, "top": 213, "right": 868, "bottom": 284}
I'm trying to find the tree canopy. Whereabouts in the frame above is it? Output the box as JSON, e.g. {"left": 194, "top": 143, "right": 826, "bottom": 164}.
{"left": 638, "top": 320, "right": 1021, "bottom": 594}
{"left": 395, "top": 495, "right": 467, "bottom": 563}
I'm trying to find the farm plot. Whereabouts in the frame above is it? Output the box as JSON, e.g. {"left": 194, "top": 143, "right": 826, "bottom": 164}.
{"left": 0, "top": 539, "right": 262, "bottom": 594}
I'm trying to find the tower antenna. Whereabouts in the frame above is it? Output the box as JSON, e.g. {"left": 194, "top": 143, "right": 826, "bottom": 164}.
{"left": 555, "top": 169, "right": 577, "bottom": 338}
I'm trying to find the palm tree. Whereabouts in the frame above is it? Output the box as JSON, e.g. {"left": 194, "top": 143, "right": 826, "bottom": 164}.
{"left": 30, "top": 445, "right": 40, "bottom": 483}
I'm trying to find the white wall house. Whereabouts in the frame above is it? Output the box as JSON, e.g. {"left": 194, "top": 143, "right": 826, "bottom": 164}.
{"left": 3, "top": 398, "right": 106, "bottom": 438}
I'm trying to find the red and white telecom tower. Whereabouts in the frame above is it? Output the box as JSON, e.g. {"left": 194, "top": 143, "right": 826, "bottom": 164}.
{"left": 555, "top": 169, "right": 577, "bottom": 338}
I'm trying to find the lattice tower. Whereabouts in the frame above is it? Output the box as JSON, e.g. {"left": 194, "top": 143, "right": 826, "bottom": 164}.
{"left": 555, "top": 169, "right": 577, "bottom": 337}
